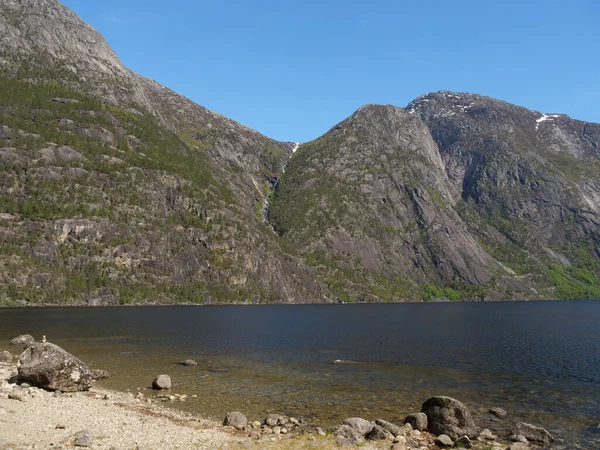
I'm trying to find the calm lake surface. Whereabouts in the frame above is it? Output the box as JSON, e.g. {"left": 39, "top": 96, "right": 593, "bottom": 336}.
{"left": 1, "top": 301, "right": 599, "bottom": 448}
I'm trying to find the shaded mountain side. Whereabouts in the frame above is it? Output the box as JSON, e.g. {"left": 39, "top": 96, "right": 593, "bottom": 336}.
{"left": 270, "top": 97, "right": 600, "bottom": 301}
{"left": 269, "top": 105, "right": 527, "bottom": 302}
{"left": 0, "top": 0, "right": 324, "bottom": 305}
{"left": 408, "top": 92, "right": 600, "bottom": 299}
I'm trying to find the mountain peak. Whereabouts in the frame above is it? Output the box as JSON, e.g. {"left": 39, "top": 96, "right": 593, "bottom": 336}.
{"left": 0, "top": 0, "right": 126, "bottom": 78}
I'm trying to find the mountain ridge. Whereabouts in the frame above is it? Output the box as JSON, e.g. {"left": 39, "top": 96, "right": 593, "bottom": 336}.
{"left": 0, "top": 0, "right": 599, "bottom": 305}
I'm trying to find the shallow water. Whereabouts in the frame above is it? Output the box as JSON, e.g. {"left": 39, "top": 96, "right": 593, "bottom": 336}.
{"left": 1, "top": 301, "right": 599, "bottom": 448}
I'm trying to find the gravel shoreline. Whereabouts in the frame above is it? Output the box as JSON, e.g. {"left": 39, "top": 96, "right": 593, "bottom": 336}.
{"left": 0, "top": 361, "right": 249, "bottom": 450}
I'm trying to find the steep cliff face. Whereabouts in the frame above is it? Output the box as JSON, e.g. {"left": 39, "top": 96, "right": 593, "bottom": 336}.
{"left": 408, "top": 92, "right": 600, "bottom": 298}
{"left": 269, "top": 105, "right": 520, "bottom": 301}
{"left": 271, "top": 96, "right": 600, "bottom": 301}
{"left": 0, "top": 0, "right": 322, "bottom": 305}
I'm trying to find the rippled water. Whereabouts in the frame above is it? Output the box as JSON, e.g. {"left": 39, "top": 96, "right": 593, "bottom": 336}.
{"left": 1, "top": 301, "right": 599, "bottom": 448}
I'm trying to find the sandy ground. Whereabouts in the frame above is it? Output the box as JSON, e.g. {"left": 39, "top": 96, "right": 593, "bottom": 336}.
{"left": 0, "top": 361, "right": 255, "bottom": 450}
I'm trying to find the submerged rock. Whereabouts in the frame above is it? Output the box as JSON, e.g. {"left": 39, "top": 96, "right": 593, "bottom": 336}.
{"left": 421, "top": 396, "right": 478, "bottom": 440}
{"left": 17, "top": 343, "right": 94, "bottom": 392}
{"left": 178, "top": 359, "right": 198, "bottom": 367}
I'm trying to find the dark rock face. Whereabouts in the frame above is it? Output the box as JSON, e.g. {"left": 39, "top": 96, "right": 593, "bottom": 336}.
{"left": 17, "top": 342, "right": 94, "bottom": 392}
{"left": 10, "top": 335, "right": 35, "bottom": 348}
{"left": 421, "top": 396, "right": 478, "bottom": 440}
{"left": 513, "top": 422, "right": 554, "bottom": 443}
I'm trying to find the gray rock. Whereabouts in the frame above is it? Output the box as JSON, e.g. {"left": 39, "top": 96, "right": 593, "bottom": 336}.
{"left": 265, "top": 414, "right": 282, "bottom": 427}
{"left": 435, "top": 434, "right": 454, "bottom": 447}
{"left": 91, "top": 369, "right": 110, "bottom": 380}
{"left": 223, "top": 411, "right": 247, "bottom": 430}
{"left": 17, "top": 343, "right": 94, "bottom": 392}
{"left": 331, "top": 424, "right": 364, "bottom": 446}
{"left": 40, "top": 145, "right": 85, "bottom": 163}
{"left": 508, "top": 443, "right": 529, "bottom": 450}
{"left": 74, "top": 429, "right": 92, "bottom": 447}
{"left": 513, "top": 422, "right": 553, "bottom": 444}
{"left": 421, "top": 396, "right": 478, "bottom": 440}
{"left": 455, "top": 435, "right": 473, "bottom": 448}
{"left": 8, "top": 389, "right": 25, "bottom": 401}
{"left": 404, "top": 412, "right": 428, "bottom": 431}
{"left": 152, "top": 374, "right": 171, "bottom": 390}
{"left": 478, "top": 428, "right": 496, "bottom": 440}
{"left": 342, "top": 417, "right": 373, "bottom": 436}
{"left": 0, "top": 351, "right": 12, "bottom": 362}
{"left": 366, "top": 424, "right": 393, "bottom": 441}
{"left": 0, "top": 125, "right": 11, "bottom": 140}
{"left": 509, "top": 435, "right": 528, "bottom": 443}
{"left": 375, "top": 418, "right": 403, "bottom": 437}
{"left": 489, "top": 407, "right": 507, "bottom": 418}
{"left": 10, "top": 334, "right": 35, "bottom": 348}
{"left": 178, "top": 359, "right": 198, "bottom": 367}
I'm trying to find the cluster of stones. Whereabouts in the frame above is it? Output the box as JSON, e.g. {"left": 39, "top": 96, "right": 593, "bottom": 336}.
{"left": 222, "top": 411, "right": 307, "bottom": 442}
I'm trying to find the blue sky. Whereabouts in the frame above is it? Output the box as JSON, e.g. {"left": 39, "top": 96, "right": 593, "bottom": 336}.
{"left": 62, "top": 0, "right": 599, "bottom": 143}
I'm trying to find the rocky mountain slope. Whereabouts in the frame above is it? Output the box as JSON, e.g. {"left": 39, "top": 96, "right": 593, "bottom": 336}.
{"left": 270, "top": 96, "right": 600, "bottom": 301}
{"left": 0, "top": 0, "right": 599, "bottom": 305}
{"left": 0, "top": 0, "right": 323, "bottom": 305}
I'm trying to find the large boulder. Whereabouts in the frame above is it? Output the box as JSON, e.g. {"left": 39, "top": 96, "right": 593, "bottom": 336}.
{"left": 513, "top": 422, "right": 554, "bottom": 444}
{"left": 10, "top": 334, "right": 35, "bottom": 348}
{"left": 421, "top": 396, "right": 478, "bottom": 440}
{"left": 17, "top": 343, "right": 94, "bottom": 392}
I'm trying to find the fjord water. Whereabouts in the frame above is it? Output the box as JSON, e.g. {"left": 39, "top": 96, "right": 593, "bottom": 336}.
{"left": 2, "top": 301, "right": 599, "bottom": 448}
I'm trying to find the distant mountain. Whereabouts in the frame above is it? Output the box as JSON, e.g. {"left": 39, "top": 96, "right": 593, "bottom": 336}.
{"left": 0, "top": 0, "right": 598, "bottom": 305}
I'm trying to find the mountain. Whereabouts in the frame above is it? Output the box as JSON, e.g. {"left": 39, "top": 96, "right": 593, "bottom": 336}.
{"left": 270, "top": 95, "right": 600, "bottom": 301}
{"left": 0, "top": 0, "right": 599, "bottom": 305}
{"left": 0, "top": 0, "right": 323, "bottom": 305}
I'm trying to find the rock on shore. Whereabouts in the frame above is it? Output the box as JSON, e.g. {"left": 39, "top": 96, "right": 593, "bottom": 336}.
{"left": 17, "top": 342, "right": 95, "bottom": 392}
